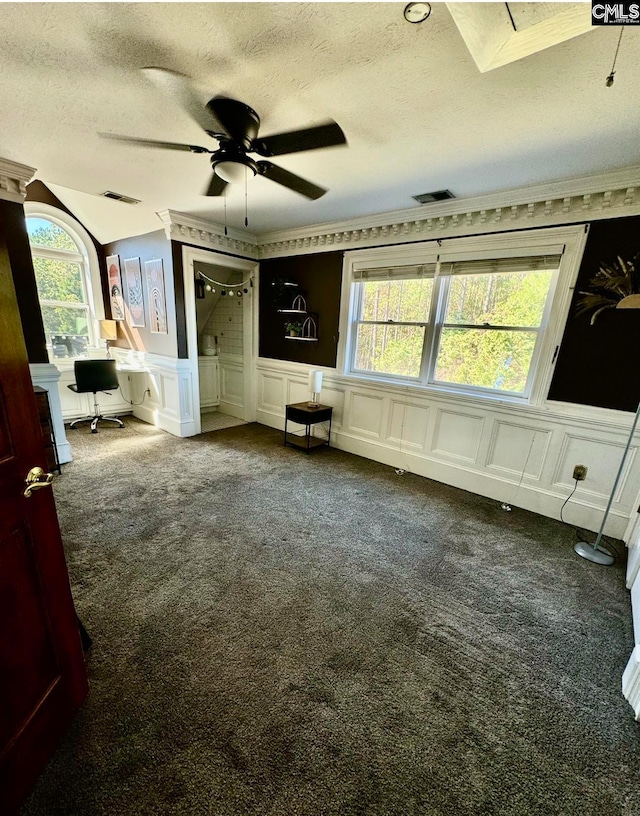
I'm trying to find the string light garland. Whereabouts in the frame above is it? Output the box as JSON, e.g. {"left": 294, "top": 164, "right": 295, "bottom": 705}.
{"left": 195, "top": 269, "right": 253, "bottom": 299}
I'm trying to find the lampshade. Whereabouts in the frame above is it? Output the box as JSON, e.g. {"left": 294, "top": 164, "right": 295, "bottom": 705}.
{"left": 99, "top": 319, "right": 118, "bottom": 341}
{"left": 309, "top": 370, "right": 323, "bottom": 394}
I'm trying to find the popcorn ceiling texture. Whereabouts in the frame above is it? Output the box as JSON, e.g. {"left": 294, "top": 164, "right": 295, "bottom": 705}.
{"left": 1, "top": 4, "right": 639, "bottom": 241}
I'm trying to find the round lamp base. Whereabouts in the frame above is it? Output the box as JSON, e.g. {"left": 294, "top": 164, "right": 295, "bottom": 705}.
{"left": 574, "top": 540, "right": 614, "bottom": 566}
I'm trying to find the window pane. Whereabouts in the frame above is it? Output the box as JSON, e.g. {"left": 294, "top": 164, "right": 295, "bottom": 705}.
{"left": 26, "top": 217, "right": 77, "bottom": 252}
{"left": 41, "top": 305, "right": 90, "bottom": 359}
{"left": 33, "top": 256, "right": 85, "bottom": 303}
{"left": 361, "top": 278, "right": 433, "bottom": 323}
{"left": 434, "top": 328, "right": 537, "bottom": 393}
{"left": 445, "top": 270, "right": 553, "bottom": 327}
{"left": 355, "top": 323, "right": 425, "bottom": 378}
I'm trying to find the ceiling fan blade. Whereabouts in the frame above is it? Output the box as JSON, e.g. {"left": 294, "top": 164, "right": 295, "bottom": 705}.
{"left": 99, "top": 133, "right": 212, "bottom": 153}
{"left": 204, "top": 172, "right": 227, "bottom": 197}
{"left": 141, "top": 68, "right": 227, "bottom": 137}
{"left": 257, "top": 161, "right": 327, "bottom": 200}
{"left": 253, "top": 121, "right": 346, "bottom": 157}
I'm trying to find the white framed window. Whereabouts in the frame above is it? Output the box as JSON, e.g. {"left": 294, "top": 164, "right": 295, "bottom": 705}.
{"left": 25, "top": 203, "right": 104, "bottom": 362}
{"left": 340, "top": 226, "right": 587, "bottom": 405}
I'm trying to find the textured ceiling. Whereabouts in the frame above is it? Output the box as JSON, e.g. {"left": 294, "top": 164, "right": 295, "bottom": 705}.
{"left": 1, "top": 2, "right": 639, "bottom": 242}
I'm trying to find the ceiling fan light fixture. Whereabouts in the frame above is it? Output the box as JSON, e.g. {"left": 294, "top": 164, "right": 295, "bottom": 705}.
{"left": 215, "top": 160, "right": 255, "bottom": 184}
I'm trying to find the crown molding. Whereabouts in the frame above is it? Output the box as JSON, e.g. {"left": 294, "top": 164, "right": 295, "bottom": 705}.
{"left": 0, "top": 158, "right": 36, "bottom": 203}
{"left": 157, "top": 210, "right": 259, "bottom": 259}
{"left": 157, "top": 166, "right": 640, "bottom": 261}
{"left": 257, "top": 165, "right": 640, "bottom": 258}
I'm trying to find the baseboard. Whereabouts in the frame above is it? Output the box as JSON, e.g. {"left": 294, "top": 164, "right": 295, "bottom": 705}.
{"left": 218, "top": 401, "right": 245, "bottom": 420}
{"left": 256, "top": 408, "right": 629, "bottom": 537}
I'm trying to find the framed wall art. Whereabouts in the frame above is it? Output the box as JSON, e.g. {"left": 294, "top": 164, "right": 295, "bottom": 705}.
{"left": 123, "top": 257, "right": 145, "bottom": 328}
{"left": 106, "top": 254, "right": 125, "bottom": 321}
{"left": 145, "top": 258, "right": 168, "bottom": 334}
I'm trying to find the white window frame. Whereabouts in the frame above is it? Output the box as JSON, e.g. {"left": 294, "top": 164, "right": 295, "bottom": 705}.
{"left": 338, "top": 225, "right": 588, "bottom": 406}
{"left": 25, "top": 202, "right": 105, "bottom": 363}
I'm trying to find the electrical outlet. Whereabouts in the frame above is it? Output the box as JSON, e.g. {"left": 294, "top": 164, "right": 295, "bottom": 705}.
{"left": 573, "top": 465, "right": 587, "bottom": 481}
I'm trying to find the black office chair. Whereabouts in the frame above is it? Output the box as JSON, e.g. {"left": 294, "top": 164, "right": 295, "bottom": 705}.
{"left": 67, "top": 359, "right": 125, "bottom": 433}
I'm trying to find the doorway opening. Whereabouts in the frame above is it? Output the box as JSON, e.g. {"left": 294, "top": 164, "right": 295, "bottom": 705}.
{"left": 182, "top": 246, "right": 257, "bottom": 436}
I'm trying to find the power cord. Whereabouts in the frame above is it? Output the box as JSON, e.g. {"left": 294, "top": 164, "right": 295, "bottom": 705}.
{"left": 559, "top": 478, "right": 579, "bottom": 524}
{"left": 119, "top": 385, "right": 151, "bottom": 407}
{"left": 559, "top": 477, "right": 622, "bottom": 561}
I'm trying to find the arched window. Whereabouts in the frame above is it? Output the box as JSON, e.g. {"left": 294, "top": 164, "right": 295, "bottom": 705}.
{"left": 25, "top": 203, "right": 104, "bottom": 361}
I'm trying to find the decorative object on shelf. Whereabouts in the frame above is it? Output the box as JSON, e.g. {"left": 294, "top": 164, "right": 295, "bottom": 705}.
{"left": 284, "top": 316, "right": 318, "bottom": 341}
{"left": 278, "top": 294, "right": 307, "bottom": 314}
{"left": 123, "top": 257, "right": 145, "bottom": 327}
{"left": 106, "top": 254, "right": 125, "bottom": 321}
{"left": 99, "top": 320, "right": 118, "bottom": 357}
{"left": 285, "top": 321, "right": 303, "bottom": 337}
{"left": 576, "top": 250, "right": 640, "bottom": 324}
{"left": 308, "top": 370, "right": 323, "bottom": 408}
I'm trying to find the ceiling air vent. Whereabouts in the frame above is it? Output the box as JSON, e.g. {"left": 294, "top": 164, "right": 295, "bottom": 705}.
{"left": 412, "top": 190, "right": 455, "bottom": 204}
{"left": 101, "top": 191, "right": 141, "bottom": 205}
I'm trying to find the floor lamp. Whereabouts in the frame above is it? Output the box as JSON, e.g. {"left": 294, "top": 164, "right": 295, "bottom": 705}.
{"left": 575, "top": 399, "right": 640, "bottom": 565}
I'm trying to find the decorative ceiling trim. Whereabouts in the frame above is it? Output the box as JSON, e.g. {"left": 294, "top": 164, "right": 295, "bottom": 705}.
{"left": 0, "top": 158, "right": 37, "bottom": 204}
{"left": 157, "top": 210, "right": 259, "bottom": 260}
{"left": 257, "top": 166, "right": 640, "bottom": 258}
{"left": 157, "top": 166, "right": 640, "bottom": 261}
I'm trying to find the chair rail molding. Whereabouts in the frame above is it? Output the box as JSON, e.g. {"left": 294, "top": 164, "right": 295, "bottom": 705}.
{"left": 157, "top": 210, "right": 259, "bottom": 259}
{"left": 0, "top": 158, "right": 36, "bottom": 203}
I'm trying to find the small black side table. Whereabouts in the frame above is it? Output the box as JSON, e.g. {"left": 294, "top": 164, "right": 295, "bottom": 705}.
{"left": 284, "top": 402, "right": 333, "bottom": 453}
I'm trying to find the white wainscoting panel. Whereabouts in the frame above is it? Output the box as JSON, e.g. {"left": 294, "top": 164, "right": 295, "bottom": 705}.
{"left": 553, "top": 433, "right": 637, "bottom": 501}
{"left": 256, "top": 358, "right": 640, "bottom": 540}
{"left": 219, "top": 353, "right": 245, "bottom": 419}
{"left": 486, "top": 421, "right": 551, "bottom": 481}
{"left": 432, "top": 408, "right": 484, "bottom": 463}
{"left": 388, "top": 402, "right": 429, "bottom": 451}
{"left": 29, "top": 363, "right": 73, "bottom": 464}
{"left": 623, "top": 514, "right": 640, "bottom": 719}
{"left": 347, "top": 391, "right": 385, "bottom": 439}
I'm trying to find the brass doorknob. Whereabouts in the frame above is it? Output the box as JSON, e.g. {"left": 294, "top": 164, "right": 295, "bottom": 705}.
{"left": 24, "top": 466, "right": 54, "bottom": 498}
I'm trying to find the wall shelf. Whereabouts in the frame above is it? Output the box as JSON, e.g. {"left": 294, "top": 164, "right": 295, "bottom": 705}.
{"left": 285, "top": 336, "right": 318, "bottom": 342}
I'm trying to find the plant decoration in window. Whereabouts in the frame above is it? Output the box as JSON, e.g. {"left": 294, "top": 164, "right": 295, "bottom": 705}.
{"left": 576, "top": 250, "right": 640, "bottom": 324}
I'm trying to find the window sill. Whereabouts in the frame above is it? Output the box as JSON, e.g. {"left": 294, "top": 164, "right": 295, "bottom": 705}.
{"left": 344, "top": 370, "right": 532, "bottom": 407}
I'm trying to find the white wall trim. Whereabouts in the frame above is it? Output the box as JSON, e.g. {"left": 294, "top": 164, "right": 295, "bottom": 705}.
{"left": 257, "top": 165, "right": 640, "bottom": 258}
{"left": 29, "top": 363, "right": 72, "bottom": 464}
{"left": 255, "top": 357, "right": 640, "bottom": 539}
{"left": 0, "top": 158, "right": 36, "bottom": 203}
{"left": 158, "top": 209, "right": 259, "bottom": 259}
{"left": 181, "top": 245, "right": 258, "bottom": 432}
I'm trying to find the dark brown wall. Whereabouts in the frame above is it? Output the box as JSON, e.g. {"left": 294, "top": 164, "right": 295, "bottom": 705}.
{"left": 259, "top": 252, "right": 343, "bottom": 367}
{"left": 548, "top": 216, "right": 640, "bottom": 412}
{"left": 0, "top": 199, "right": 48, "bottom": 363}
{"left": 104, "top": 230, "right": 177, "bottom": 358}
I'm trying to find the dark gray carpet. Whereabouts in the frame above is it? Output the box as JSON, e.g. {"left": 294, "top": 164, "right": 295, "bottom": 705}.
{"left": 21, "top": 418, "right": 640, "bottom": 816}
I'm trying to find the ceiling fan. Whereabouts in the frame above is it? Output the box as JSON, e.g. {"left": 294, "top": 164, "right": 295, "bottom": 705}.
{"left": 101, "top": 68, "right": 347, "bottom": 200}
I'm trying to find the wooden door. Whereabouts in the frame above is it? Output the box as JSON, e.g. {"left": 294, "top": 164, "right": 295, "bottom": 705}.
{"left": 0, "top": 236, "right": 88, "bottom": 812}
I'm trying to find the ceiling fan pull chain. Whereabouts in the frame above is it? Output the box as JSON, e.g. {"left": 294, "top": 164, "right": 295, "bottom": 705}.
{"left": 224, "top": 189, "right": 228, "bottom": 236}
{"left": 245, "top": 166, "right": 249, "bottom": 228}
